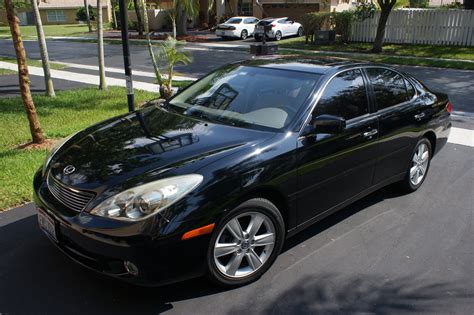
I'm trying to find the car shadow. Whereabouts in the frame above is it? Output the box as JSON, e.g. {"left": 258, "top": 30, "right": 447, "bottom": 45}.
{"left": 0, "top": 186, "right": 468, "bottom": 314}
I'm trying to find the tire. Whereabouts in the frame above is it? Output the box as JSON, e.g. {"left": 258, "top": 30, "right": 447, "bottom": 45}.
{"left": 241, "top": 29, "right": 248, "bottom": 40}
{"left": 275, "top": 31, "right": 282, "bottom": 41}
{"left": 207, "top": 198, "right": 285, "bottom": 287}
{"left": 297, "top": 27, "right": 303, "bottom": 37}
{"left": 399, "top": 137, "right": 432, "bottom": 193}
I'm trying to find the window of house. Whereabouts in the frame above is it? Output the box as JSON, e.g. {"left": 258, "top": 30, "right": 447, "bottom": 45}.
{"left": 366, "top": 68, "right": 410, "bottom": 110}
{"left": 314, "top": 69, "right": 369, "bottom": 121}
{"left": 238, "top": 1, "right": 253, "bottom": 16}
{"left": 47, "top": 10, "right": 66, "bottom": 22}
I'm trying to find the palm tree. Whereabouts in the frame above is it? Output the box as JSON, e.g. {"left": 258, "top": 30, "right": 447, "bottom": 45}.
{"left": 140, "top": 0, "right": 162, "bottom": 81}
{"left": 83, "top": 0, "right": 93, "bottom": 32}
{"left": 165, "top": 0, "right": 199, "bottom": 38}
{"left": 133, "top": 0, "right": 144, "bottom": 35}
{"left": 4, "top": 0, "right": 45, "bottom": 144}
{"left": 30, "top": 0, "right": 55, "bottom": 97}
{"left": 97, "top": 0, "right": 107, "bottom": 90}
{"left": 155, "top": 37, "right": 192, "bottom": 99}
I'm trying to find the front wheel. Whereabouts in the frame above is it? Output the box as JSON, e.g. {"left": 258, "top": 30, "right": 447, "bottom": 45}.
{"left": 297, "top": 27, "right": 303, "bottom": 37}
{"left": 399, "top": 138, "right": 432, "bottom": 192}
{"left": 241, "top": 29, "right": 248, "bottom": 40}
{"left": 207, "top": 198, "right": 285, "bottom": 287}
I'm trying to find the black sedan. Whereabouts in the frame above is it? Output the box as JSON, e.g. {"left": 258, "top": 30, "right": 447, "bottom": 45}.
{"left": 34, "top": 58, "right": 451, "bottom": 287}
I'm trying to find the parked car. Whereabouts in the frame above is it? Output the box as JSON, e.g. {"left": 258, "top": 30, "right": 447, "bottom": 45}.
{"left": 254, "top": 17, "right": 304, "bottom": 41}
{"left": 35, "top": 58, "right": 451, "bottom": 288}
{"left": 215, "top": 16, "right": 259, "bottom": 40}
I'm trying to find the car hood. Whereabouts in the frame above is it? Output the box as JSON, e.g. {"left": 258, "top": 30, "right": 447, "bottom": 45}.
{"left": 48, "top": 106, "right": 274, "bottom": 193}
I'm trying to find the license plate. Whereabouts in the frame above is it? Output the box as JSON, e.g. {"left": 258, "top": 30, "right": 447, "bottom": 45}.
{"left": 38, "top": 209, "right": 58, "bottom": 242}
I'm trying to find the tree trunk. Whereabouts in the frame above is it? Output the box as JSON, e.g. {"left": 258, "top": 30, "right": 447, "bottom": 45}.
{"left": 177, "top": 7, "right": 187, "bottom": 36}
{"left": 171, "top": 14, "right": 177, "bottom": 39}
{"left": 111, "top": 0, "right": 118, "bottom": 29}
{"left": 141, "top": 0, "right": 163, "bottom": 84}
{"left": 97, "top": 0, "right": 107, "bottom": 90}
{"left": 5, "top": 0, "right": 45, "bottom": 144}
{"left": 372, "top": 4, "right": 392, "bottom": 53}
{"left": 31, "top": 0, "right": 55, "bottom": 97}
{"left": 84, "top": 0, "right": 93, "bottom": 32}
{"left": 133, "top": 0, "right": 143, "bottom": 36}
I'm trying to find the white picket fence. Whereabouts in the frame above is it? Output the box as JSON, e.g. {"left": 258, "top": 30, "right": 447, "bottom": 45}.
{"left": 350, "top": 9, "right": 474, "bottom": 46}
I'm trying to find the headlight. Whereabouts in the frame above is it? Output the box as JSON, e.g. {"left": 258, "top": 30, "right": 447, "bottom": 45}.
{"left": 42, "top": 133, "right": 77, "bottom": 176}
{"left": 90, "top": 174, "right": 203, "bottom": 221}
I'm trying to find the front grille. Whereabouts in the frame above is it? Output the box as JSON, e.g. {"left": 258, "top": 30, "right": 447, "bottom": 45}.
{"left": 47, "top": 173, "right": 95, "bottom": 212}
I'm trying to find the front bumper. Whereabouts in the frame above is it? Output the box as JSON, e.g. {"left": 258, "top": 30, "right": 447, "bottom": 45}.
{"left": 33, "top": 170, "right": 211, "bottom": 286}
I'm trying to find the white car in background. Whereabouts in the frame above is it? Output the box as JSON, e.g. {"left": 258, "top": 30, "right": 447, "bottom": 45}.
{"left": 254, "top": 17, "right": 304, "bottom": 41}
{"left": 215, "top": 16, "right": 260, "bottom": 40}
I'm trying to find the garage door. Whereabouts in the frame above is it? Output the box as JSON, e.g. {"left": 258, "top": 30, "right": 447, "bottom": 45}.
{"left": 263, "top": 4, "right": 320, "bottom": 22}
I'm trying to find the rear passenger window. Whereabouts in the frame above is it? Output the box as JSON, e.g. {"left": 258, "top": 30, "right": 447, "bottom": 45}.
{"left": 405, "top": 79, "right": 415, "bottom": 99}
{"left": 314, "top": 69, "right": 369, "bottom": 120}
{"left": 366, "top": 68, "right": 409, "bottom": 110}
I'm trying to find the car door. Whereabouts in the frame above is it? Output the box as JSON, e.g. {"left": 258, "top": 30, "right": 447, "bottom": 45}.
{"left": 296, "top": 69, "right": 379, "bottom": 225}
{"left": 287, "top": 20, "right": 297, "bottom": 35}
{"left": 277, "top": 18, "right": 288, "bottom": 36}
{"left": 244, "top": 18, "right": 258, "bottom": 35}
{"left": 364, "top": 67, "right": 424, "bottom": 184}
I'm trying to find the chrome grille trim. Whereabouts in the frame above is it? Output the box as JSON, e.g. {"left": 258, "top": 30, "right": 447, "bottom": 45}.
{"left": 47, "top": 173, "right": 95, "bottom": 212}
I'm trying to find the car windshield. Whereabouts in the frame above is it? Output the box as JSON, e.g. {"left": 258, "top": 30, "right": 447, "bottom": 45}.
{"left": 168, "top": 65, "right": 319, "bottom": 131}
{"left": 225, "top": 18, "right": 242, "bottom": 24}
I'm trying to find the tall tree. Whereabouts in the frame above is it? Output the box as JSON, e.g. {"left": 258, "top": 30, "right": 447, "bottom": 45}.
{"left": 141, "top": 0, "right": 162, "bottom": 81}
{"left": 97, "top": 0, "right": 107, "bottom": 89}
{"left": 133, "top": 0, "right": 144, "bottom": 36}
{"left": 31, "top": 0, "right": 55, "bottom": 97}
{"left": 372, "top": 0, "right": 397, "bottom": 53}
{"left": 84, "top": 0, "right": 93, "bottom": 32}
{"left": 176, "top": 0, "right": 199, "bottom": 36}
{"left": 5, "top": 0, "right": 45, "bottom": 144}
{"left": 111, "top": 0, "right": 118, "bottom": 29}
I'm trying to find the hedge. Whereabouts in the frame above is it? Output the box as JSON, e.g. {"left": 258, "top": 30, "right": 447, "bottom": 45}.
{"left": 301, "top": 11, "right": 354, "bottom": 44}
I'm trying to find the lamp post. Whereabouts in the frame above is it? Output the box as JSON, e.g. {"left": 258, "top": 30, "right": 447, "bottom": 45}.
{"left": 118, "top": 0, "right": 135, "bottom": 112}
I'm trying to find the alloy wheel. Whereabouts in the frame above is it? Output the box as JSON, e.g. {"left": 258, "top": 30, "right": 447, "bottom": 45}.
{"left": 213, "top": 211, "right": 276, "bottom": 278}
{"left": 275, "top": 31, "right": 282, "bottom": 41}
{"left": 241, "top": 30, "right": 248, "bottom": 40}
{"left": 410, "top": 142, "right": 430, "bottom": 186}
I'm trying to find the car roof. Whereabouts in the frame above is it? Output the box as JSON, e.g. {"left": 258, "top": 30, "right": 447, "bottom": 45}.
{"left": 238, "top": 56, "right": 371, "bottom": 76}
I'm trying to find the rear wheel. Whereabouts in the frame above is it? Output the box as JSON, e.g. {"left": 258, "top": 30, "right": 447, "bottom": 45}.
{"left": 207, "top": 198, "right": 284, "bottom": 287}
{"left": 275, "top": 31, "right": 282, "bottom": 41}
{"left": 241, "top": 29, "right": 248, "bottom": 40}
{"left": 399, "top": 138, "right": 432, "bottom": 192}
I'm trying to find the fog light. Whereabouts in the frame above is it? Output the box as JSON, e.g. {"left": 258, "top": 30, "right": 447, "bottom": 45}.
{"left": 124, "top": 261, "right": 139, "bottom": 276}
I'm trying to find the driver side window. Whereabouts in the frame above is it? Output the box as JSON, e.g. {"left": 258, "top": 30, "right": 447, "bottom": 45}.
{"left": 314, "top": 69, "right": 369, "bottom": 120}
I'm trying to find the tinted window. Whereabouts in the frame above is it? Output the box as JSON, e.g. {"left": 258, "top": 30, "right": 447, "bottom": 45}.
{"left": 244, "top": 18, "right": 258, "bottom": 24}
{"left": 225, "top": 18, "right": 242, "bottom": 24}
{"left": 314, "top": 69, "right": 368, "bottom": 120}
{"left": 366, "top": 68, "right": 409, "bottom": 110}
{"left": 170, "top": 66, "right": 319, "bottom": 131}
{"left": 405, "top": 79, "right": 415, "bottom": 99}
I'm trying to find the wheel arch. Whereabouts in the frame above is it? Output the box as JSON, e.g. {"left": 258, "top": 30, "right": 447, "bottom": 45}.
{"left": 422, "top": 130, "right": 436, "bottom": 156}
{"left": 236, "top": 186, "right": 291, "bottom": 233}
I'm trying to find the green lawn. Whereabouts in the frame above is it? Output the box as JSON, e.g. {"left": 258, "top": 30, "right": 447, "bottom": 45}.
{"left": 0, "top": 24, "right": 92, "bottom": 38}
{"left": 279, "top": 37, "right": 474, "bottom": 61}
{"left": 0, "top": 68, "right": 16, "bottom": 75}
{"left": 278, "top": 49, "right": 474, "bottom": 71}
{"left": 0, "top": 56, "right": 67, "bottom": 70}
{"left": 0, "top": 87, "right": 158, "bottom": 211}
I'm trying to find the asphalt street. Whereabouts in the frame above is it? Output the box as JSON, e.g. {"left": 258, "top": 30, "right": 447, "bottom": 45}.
{"left": 0, "top": 38, "right": 473, "bottom": 314}
{"left": 0, "top": 142, "right": 472, "bottom": 314}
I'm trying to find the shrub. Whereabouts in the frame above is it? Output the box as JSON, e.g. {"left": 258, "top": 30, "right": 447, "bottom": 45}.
{"left": 333, "top": 11, "right": 354, "bottom": 43}
{"left": 300, "top": 12, "right": 332, "bottom": 43}
{"left": 76, "top": 5, "right": 96, "bottom": 22}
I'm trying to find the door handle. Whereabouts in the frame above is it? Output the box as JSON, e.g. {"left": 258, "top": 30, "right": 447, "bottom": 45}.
{"left": 414, "top": 112, "right": 426, "bottom": 121}
{"left": 363, "top": 129, "right": 378, "bottom": 139}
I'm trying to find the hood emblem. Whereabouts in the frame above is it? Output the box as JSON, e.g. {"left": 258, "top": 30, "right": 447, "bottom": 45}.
{"left": 63, "top": 165, "right": 76, "bottom": 175}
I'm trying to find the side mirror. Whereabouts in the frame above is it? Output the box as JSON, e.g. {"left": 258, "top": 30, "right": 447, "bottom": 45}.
{"left": 313, "top": 114, "right": 346, "bottom": 134}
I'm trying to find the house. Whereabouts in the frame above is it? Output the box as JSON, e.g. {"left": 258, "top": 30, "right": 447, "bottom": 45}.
{"left": 213, "top": 0, "right": 358, "bottom": 22}
{"left": 0, "top": 0, "right": 112, "bottom": 26}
